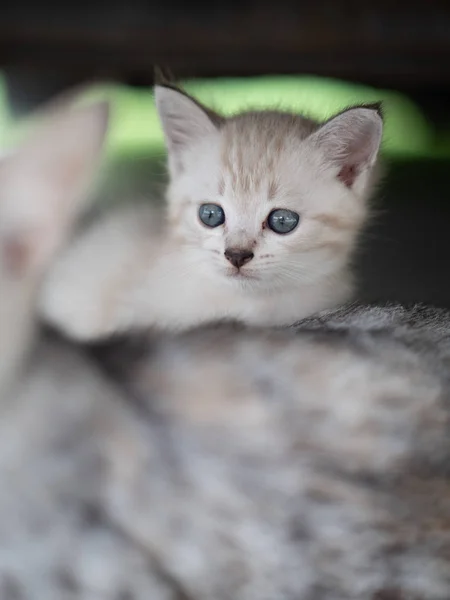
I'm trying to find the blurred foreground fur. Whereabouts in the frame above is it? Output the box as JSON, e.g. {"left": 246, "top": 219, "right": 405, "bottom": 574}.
{"left": 1, "top": 91, "right": 450, "bottom": 599}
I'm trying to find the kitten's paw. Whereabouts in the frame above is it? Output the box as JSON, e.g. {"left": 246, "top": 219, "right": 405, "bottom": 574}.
{"left": 39, "top": 271, "right": 111, "bottom": 341}
{"left": 38, "top": 205, "right": 152, "bottom": 340}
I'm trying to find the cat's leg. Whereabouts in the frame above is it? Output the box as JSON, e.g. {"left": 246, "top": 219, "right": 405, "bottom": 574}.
{"left": 39, "top": 206, "right": 164, "bottom": 340}
{"left": 40, "top": 210, "right": 228, "bottom": 340}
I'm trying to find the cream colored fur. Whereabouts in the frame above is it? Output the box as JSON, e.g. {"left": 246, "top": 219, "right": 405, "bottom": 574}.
{"left": 0, "top": 97, "right": 109, "bottom": 395}
{"left": 40, "top": 85, "right": 383, "bottom": 340}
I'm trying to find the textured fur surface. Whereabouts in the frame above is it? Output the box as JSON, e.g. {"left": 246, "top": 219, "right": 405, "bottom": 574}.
{"left": 84, "top": 304, "right": 450, "bottom": 600}
{"left": 8, "top": 302, "right": 447, "bottom": 600}
{"left": 40, "top": 85, "right": 383, "bottom": 340}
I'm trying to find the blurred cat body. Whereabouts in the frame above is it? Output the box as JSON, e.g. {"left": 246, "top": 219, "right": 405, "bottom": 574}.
{"left": 40, "top": 84, "right": 383, "bottom": 340}
{"left": 0, "top": 97, "right": 109, "bottom": 394}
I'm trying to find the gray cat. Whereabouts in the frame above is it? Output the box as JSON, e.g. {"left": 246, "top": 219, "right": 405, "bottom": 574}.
{"left": 2, "top": 92, "right": 450, "bottom": 600}
{"left": 86, "top": 301, "right": 450, "bottom": 600}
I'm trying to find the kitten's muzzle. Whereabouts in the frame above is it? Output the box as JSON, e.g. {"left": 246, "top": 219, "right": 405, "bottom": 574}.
{"left": 224, "top": 248, "right": 254, "bottom": 269}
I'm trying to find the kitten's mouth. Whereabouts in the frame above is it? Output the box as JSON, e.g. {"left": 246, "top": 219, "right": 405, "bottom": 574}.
{"left": 227, "top": 269, "right": 258, "bottom": 280}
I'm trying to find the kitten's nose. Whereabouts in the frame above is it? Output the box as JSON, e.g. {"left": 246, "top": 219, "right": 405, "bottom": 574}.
{"left": 224, "top": 248, "right": 254, "bottom": 269}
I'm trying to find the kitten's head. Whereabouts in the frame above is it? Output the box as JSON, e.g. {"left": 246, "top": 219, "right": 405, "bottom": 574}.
{"left": 155, "top": 84, "right": 383, "bottom": 291}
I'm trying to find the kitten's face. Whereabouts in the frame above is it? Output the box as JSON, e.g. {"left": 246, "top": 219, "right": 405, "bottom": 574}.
{"left": 156, "top": 86, "right": 383, "bottom": 292}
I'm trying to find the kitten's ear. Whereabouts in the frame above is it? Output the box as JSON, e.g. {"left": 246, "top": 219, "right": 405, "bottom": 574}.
{"left": 0, "top": 100, "right": 109, "bottom": 278}
{"left": 311, "top": 104, "right": 383, "bottom": 189}
{"left": 154, "top": 65, "right": 176, "bottom": 86}
{"left": 155, "top": 84, "right": 222, "bottom": 175}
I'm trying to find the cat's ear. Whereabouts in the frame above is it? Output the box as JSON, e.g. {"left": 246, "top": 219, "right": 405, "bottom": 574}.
{"left": 155, "top": 84, "right": 223, "bottom": 176}
{"left": 0, "top": 100, "right": 109, "bottom": 278}
{"left": 311, "top": 104, "right": 383, "bottom": 189}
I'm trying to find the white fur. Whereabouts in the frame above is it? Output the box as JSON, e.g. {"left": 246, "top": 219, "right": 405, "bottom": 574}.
{"left": 40, "top": 86, "right": 383, "bottom": 340}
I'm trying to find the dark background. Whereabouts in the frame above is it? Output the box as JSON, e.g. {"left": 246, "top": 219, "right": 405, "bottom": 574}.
{"left": 2, "top": 0, "right": 450, "bottom": 307}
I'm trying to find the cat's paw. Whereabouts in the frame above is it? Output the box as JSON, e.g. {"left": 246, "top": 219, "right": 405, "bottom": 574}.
{"left": 39, "top": 268, "right": 112, "bottom": 341}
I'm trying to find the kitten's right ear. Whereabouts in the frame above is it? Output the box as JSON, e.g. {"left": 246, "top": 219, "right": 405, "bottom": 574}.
{"left": 155, "top": 85, "right": 222, "bottom": 176}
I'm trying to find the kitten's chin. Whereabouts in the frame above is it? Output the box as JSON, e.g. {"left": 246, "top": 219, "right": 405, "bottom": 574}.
{"left": 222, "top": 269, "right": 265, "bottom": 292}
{"left": 225, "top": 269, "right": 259, "bottom": 282}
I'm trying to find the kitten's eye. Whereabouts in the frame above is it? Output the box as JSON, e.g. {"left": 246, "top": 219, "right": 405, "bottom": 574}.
{"left": 199, "top": 203, "right": 225, "bottom": 228}
{"left": 267, "top": 209, "right": 299, "bottom": 234}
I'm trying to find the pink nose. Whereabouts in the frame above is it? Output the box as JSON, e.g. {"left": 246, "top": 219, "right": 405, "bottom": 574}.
{"left": 224, "top": 248, "right": 254, "bottom": 269}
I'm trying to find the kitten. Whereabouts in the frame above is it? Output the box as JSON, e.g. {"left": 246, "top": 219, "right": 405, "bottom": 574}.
{"left": 40, "top": 83, "right": 383, "bottom": 340}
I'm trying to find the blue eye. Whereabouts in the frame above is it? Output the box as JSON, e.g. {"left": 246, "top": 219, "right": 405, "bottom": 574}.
{"left": 267, "top": 209, "right": 300, "bottom": 234}
{"left": 199, "top": 203, "right": 225, "bottom": 228}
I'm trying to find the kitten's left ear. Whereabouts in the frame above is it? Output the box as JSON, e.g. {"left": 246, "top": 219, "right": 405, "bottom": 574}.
{"left": 311, "top": 104, "right": 383, "bottom": 189}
